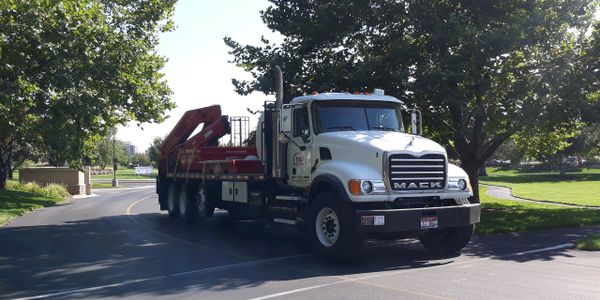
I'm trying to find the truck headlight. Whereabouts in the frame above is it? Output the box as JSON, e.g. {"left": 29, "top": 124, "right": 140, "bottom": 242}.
{"left": 448, "top": 178, "right": 470, "bottom": 191}
{"left": 361, "top": 181, "right": 373, "bottom": 193}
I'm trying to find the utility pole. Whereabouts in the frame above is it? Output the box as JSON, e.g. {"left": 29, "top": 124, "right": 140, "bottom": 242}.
{"left": 112, "top": 133, "right": 118, "bottom": 187}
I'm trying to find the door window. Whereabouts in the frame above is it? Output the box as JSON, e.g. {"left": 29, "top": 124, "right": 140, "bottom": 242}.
{"left": 293, "top": 107, "right": 310, "bottom": 141}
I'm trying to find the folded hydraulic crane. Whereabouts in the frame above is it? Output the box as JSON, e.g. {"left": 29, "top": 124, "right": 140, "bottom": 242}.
{"left": 158, "top": 105, "right": 263, "bottom": 183}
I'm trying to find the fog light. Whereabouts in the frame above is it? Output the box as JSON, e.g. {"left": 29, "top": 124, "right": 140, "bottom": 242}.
{"left": 457, "top": 179, "right": 467, "bottom": 190}
{"left": 361, "top": 181, "right": 374, "bottom": 193}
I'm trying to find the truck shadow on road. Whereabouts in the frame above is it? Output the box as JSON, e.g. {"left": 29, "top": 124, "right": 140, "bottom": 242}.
{"left": 0, "top": 212, "right": 587, "bottom": 299}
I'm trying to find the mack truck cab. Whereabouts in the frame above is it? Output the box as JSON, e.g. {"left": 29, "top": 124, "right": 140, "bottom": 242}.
{"left": 255, "top": 91, "right": 480, "bottom": 256}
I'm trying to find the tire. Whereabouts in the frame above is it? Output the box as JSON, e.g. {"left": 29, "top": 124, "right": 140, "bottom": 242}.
{"left": 419, "top": 224, "right": 474, "bottom": 254}
{"left": 157, "top": 177, "right": 169, "bottom": 210}
{"left": 194, "top": 185, "right": 215, "bottom": 221}
{"left": 167, "top": 183, "right": 179, "bottom": 219}
{"left": 308, "top": 191, "right": 364, "bottom": 261}
{"left": 178, "top": 183, "right": 197, "bottom": 222}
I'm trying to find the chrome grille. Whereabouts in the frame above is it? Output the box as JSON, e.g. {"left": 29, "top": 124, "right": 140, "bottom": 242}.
{"left": 388, "top": 154, "right": 446, "bottom": 191}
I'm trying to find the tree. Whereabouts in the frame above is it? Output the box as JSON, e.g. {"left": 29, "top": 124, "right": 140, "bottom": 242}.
{"left": 489, "top": 139, "right": 524, "bottom": 165}
{"left": 147, "top": 136, "right": 164, "bottom": 167}
{"left": 131, "top": 153, "right": 152, "bottom": 167}
{"left": 225, "top": 0, "right": 599, "bottom": 201}
{"left": 0, "top": 0, "right": 176, "bottom": 188}
{"left": 94, "top": 134, "right": 128, "bottom": 169}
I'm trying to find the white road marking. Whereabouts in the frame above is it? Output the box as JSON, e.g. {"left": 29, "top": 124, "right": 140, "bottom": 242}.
{"left": 248, "top": 243, "right": 575, "bottom": 300}
{"left": 125, "top": 195, "right": 157, "bottom": 215}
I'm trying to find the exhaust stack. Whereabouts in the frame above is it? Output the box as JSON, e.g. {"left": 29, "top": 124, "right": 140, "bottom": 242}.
{"left": 275, "top": 65, "right": 284, "bottom": 108}
{"left": 270, "top": 66, "right": 287, "bottom": 180}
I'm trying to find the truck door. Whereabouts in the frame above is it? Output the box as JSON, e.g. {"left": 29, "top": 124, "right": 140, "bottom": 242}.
{"left": 288, "top": 106, "right": 312, "bottom": 186}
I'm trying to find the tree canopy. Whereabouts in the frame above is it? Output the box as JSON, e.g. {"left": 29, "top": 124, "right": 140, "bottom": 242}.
{"left": 0, "top": 0, "right": 176, "bottom": 188}
{"left": 225, "top": 0, "right": 600, "bottom": 201}
{"left": 147, "top": 136, "right": 164, "bottom": 167}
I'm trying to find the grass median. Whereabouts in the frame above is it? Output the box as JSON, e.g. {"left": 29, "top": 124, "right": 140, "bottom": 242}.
{"left": 576, "top": 235, "right": 600, "bottom": 251}
{"left": 480, "top": 167, "right": 600, "bottom": 207}
{"left": 476, "top": 186, "right": 600, "bottom": 235}
{"left": 92, "top": 182, "right": 126, "bottom": 189}
{"left": 0, "top": 181, "right": 70, "bottom": 226}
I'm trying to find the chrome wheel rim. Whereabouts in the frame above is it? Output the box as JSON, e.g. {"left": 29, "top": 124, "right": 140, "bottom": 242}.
{"left": 315, "top": 207, "right": 339, "bottom": 247}
{"left": 197, "top": 188, "right": 207, "bottom": 217}
{"left": 178, "top": 186, "right": 187, "bottom": 216}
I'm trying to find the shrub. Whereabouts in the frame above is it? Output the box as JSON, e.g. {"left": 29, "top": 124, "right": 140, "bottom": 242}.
{"left": 7, "top": 181, "right": 70, "bottom": 199}
{"left": 43, "top": 184, "right": 71, "bottom": 198}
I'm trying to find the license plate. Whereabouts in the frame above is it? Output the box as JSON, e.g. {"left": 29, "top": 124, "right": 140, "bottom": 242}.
{"left": 361, "top": 215, "right": 385, "bottom": 226}
{"left": 420, "top": 216, "right": 438, "bottom": 229}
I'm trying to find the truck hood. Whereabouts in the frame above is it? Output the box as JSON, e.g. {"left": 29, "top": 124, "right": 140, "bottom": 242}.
{"left": 317, "top": 131, "right": 446, "bottom": 155}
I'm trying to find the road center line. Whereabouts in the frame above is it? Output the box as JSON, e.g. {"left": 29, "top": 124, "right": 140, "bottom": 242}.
{"left": 125, "top": 195, "right": 156, "bottom": 215}
{"left": 124, "top": 195, "right": 252, "bottom": 259}
{"left": 248, "top": 243, "right": 575, "bottom": 300}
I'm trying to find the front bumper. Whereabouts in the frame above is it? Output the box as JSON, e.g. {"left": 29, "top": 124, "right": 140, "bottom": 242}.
{"left": 355, "top": 203, "right": 480, "bottom": 233}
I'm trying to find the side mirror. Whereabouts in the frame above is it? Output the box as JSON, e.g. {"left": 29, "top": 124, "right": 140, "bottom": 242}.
{"left": 280, "top": 105, "right": 292, "bottom": 133}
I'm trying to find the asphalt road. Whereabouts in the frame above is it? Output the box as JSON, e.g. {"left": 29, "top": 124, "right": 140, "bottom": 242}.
{"left": 1, "top": 183, "right": 599, "bottom": 300}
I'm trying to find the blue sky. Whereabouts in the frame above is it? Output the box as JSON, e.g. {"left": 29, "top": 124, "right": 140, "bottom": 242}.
{"left": 117, "top": 0, "right": 279, "bottom": 151}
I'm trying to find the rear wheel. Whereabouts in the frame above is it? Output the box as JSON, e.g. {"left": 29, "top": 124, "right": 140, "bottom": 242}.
{"left": 309, "top": 191, "right": 364, "bottom": 261}
{"left": 167, "top": 183, "right": 179, "bottom": 219}
{"left": 178, "top": 184, "right": 197, "bottom": 222}
{"left": 419, "top": 224, "right": 474, "bottom": 253}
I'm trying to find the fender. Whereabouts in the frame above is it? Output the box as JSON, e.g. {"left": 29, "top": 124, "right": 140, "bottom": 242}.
{"left": 310, "top": 174, "right": 351, "bottom": 203}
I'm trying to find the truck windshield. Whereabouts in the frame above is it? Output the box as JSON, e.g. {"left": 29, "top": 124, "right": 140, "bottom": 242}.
{"left": 312, "top": 101, "right": 404, "bottom": 134}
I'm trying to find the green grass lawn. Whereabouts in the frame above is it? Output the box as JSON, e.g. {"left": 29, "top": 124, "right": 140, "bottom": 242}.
{"left": 480, "top": 167, "right": 600, "bottom": 207}
{"left": 91, "top": 168, "right": 157, "bottom": 180}
{"left": 576, "top": 235, "right": 600, "bottom": 251}
{"left": 476, "top": 186, "right": 600, "bottom": 235}
{"left": 0, "top": 188, "right": 65, "bottom": 226}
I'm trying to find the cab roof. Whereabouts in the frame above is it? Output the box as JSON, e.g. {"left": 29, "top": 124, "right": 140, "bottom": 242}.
{"left": 289, "top": 92, "right": 403, "bottom": 105}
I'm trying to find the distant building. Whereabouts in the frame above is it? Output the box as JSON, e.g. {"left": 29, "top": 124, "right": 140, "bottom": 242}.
{"left": 122, "top": 142, "right": 137, "bottom": 159}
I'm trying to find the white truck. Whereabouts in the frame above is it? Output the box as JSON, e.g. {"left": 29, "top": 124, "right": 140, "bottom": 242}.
{"left": 157, "top": 67, "right": 480, "bottom": 259}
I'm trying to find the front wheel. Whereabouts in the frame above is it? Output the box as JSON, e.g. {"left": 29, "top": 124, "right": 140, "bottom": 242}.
{"left": 309, "top": 191, "right": 364, "bottom": 261}
{"left": 195, "top": 185, "right": 215, "bottom": 221}
{"left": 419, "top": 224, "right": 474, "bottom": 253}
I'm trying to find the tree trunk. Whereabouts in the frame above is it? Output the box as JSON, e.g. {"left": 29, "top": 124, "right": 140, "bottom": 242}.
{"left": 0, "top": 155, "right": 8, "bottom": 190}
{"left": 478, "top": 166, "right": 488, "bottom": 177}
{"left": 7, "top": 150, "right": 13, "bottom": 180}
{"left": 462, "top": 160, "right": 481, "bottom": 203}
{"left": 559, "top": 154, "right": 566, "bottom": 177}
